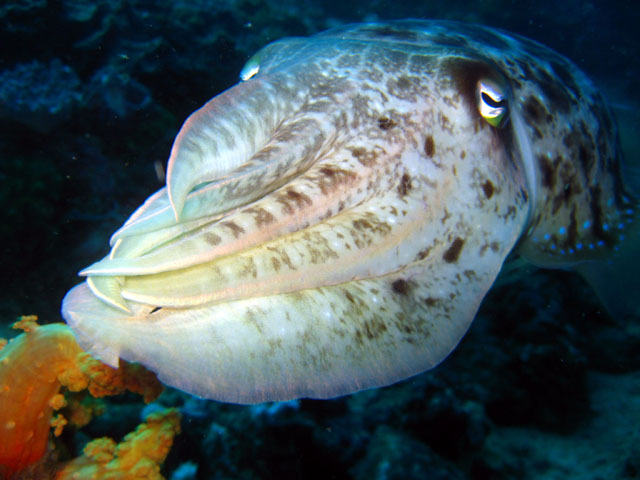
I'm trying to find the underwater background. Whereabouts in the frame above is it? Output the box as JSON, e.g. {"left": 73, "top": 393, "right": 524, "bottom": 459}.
{"left": 1, "top": 0, "right": 639, "bottom": 478}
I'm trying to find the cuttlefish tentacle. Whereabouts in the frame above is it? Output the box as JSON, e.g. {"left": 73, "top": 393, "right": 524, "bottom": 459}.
{"left": 166, "top": 74, "right": 309, "bottom": 220}
{"left": 166, "top": 36, "right": 376, "bottom": 221}
{"left": 62, "top": 20, "right": 636, "bottom": 403}
{"left": 88, "top": 91, "right": 530, "bottom": 306}
{"left": 114, "top": 113, "right": 334, "bottom": 242}
{"left": 83, "top": 126, "right": 406, "bottom": 277}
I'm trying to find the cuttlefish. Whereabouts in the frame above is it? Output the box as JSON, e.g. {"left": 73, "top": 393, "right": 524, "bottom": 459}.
{"left": 62, "top": 20, "right": 637, "bottom": 404}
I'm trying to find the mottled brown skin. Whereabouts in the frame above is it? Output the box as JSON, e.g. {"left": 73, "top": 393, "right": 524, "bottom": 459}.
{"left": 330, "top": 20, "right": 635, "bottom": 265}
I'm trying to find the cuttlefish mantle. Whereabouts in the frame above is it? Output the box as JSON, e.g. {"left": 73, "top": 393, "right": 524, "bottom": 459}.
{"left": 62, "top": 20, "right": 637, "bottom": 404}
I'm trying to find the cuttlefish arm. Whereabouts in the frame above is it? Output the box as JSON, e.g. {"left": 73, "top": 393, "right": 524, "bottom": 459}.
{"left": 63, "top": 20, "right": 635, "bottom": 403}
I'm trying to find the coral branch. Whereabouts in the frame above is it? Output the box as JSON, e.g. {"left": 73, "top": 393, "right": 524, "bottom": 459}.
{"left": 55, "top": 408, "right": 181, "bottom": 480}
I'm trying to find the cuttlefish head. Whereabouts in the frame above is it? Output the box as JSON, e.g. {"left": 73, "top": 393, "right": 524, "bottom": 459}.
{"left": 62, "top": 20, "right": 634, "bottom": 403}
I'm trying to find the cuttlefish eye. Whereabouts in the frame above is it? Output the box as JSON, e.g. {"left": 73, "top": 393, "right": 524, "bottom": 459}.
{"left": 477, "top": 78, "right": 509, "bottom": 127}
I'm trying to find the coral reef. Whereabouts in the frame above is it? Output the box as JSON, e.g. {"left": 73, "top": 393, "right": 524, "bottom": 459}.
{"left": 0, "top": 317, "right": 172, "bottom": 479}
{"left": 56, "top": 408, "right": 181, "bottom": 480}
{"left": 0, "top": 60, "right": 82, "bottom": 133}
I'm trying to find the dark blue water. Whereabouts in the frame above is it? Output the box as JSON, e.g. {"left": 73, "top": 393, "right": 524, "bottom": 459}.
{"left": 0, "top": 1, "right": 638, "bottom": 479}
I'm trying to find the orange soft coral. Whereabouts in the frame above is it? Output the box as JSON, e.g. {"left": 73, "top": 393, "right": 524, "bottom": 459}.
{"left": 0, "top": 317, "right": 164, "bottom": 479}
{"left": 55, "top": 408, "right": 181, "bottom": 480}
{"left": 0, "top": 318, "right": 83, "bottom": 477}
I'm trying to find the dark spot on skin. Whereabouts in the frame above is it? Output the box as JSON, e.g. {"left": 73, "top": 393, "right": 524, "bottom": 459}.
{"left": 364, "top": 25, "right": 418, "bottom": 42}
{"left": 355, "top": 330, "right": 362, "bottom": 342}
{"left": 503, "top": 205, "right": 517, "bottom": 220}
{"left": 443, "top": 237, "right": 465, "bottom": 263}
{"left": 431, "top": 33, "right": 468, "bottom": 48}
{"left": 352, "top": 219, "right": 371, "bottom": 231}
{"left": 316, "top": 167, "right": 358, "bottom": 194}
{"left": 563, "top": 130, "right": 596, "bottom": 179}
{"left": 378, "top": 117, "right": 397, "bottom": 130}
{"left": 531, "top": 126, "right": 543, "bottom": 139}
{"left": 344, "top": 290, "right": 356, "bottom": 304}
{"left": 440, "top": 208, "right": 451, "bottom": 224}
{"left": 538, "top": 155, "right": 555, "bottom": 188}
{"left": 239, "top": 258, "right": 258, "bottom": 278}
{"left": 416, "top": 247, "right": 431, "bottom": 261}
{"left": 523, "top": 96, "right": 550, "bottom": 124}
{"left": 221, "top": 221, "right": 245, "bottom": 238}
{"left": 588, "top": 186, "right": 609, "bottom": 243}
{"left": 278, "top": 189, "right": 313, "bottom": 214}
{"left": 481, "top": 180, "right": 494, "bottom": 199}
{"left": 516, "top": 59, "right": 535, "bottom": 81}
{"left": 490, "top": 242, "right": 500, "bottom": 252}
{"left": 351, "top": 147, "right": 366, "bottom": 157}
{"left": 271, "top": 256, "right": 281, "bottom": 272}
{"left": 319, "top": 167, "right": 336, "bottom": 177}
{"left": 424, "top": 297, "right": 437, "bottom": 307}
{"left": 567, "top": 206, "right": 578, "bottom": 248}
{"left": 550, "top": 58, "right": 580, "bottom": 99}
{"left": 551, "top": 179, "right": 573, "bottom": 214}
{"left": 578, "top": 121, "right": 603, "bottom": 177}
{"left": 279, "top": 202, "right": 294, "bottom": 215}
{"left": 424, "top": 135, "right": 435, "bottom": 157}
{"left": 397, "top": 173, "right": 412, "bottom": 196}
{"left": 357, "top": 315, "right": 388, "bottom": 342}
{"left": 244, "top": 308, "right": 264, "bottom": 335}
{"left": 391, "top": 279, "right": 410, "bottom": 295}
{"left": 321, "top": 209, "right": 333, "bottom": 220}
{"left": 563, "top": 181, "right": 573, "bottom": 202}
{"left": 266, "top": 246, "right": 296, "bottom": 271}
{"left": 286, "top": 189, "right": 312, "bottom": 207}
{"left": 463, "top": 269, "right": 476, "bottom": 280}
{"left": 537, "top": 68, "right": 572, "bottom": 113}
{"left": 460, "top": 150, "right": 466, "bottom": 159}
{"left": 204, "top": 232, "right": 222, "bottom": 245}
{"left": 246, "top": 207, "right": 276, "bottom": 226}
{"left": 578, "top": 144, "right": 594, "bottom": 176}
{"left": 349, "top": 146, "right": 379, "bottom": 167}
{"left": 395, "top": 76, "right": 413, "bottom": 92}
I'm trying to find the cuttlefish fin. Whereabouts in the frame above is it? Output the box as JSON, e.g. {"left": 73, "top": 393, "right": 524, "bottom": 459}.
{"left": 575, "top": 205, "right": 640, "bottom": 320}
{"left": 576, "top": 118, "right": 640, "bottom": 320}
